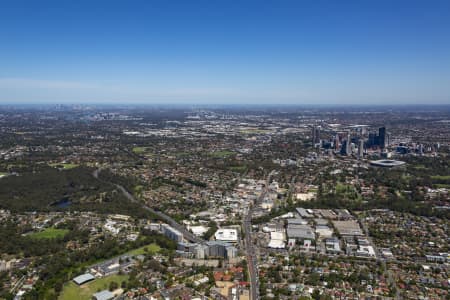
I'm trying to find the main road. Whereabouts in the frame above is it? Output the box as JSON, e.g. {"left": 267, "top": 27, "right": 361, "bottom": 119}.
{"left": 243, "top": 170, "right": 274, "bottom": 300}
{"left": 243, "top": 206, "right": 258, "bottom": 300}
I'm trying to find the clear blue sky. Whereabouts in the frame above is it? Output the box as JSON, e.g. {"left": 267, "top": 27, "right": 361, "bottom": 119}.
{"left": 1, "top": 0, "right": 450, "bottom": 105}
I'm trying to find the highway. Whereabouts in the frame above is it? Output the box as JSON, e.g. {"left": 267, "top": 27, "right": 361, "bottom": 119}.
{"left": 93, "top": 168, "right": 204, "bottom": 244}
{"left": 115, "top": 184, "right": 204, "bottom": 244}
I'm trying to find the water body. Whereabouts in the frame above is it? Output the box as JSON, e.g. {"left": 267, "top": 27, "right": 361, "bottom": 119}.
{"left": 51, "top": 198, "right": 72, "bottom": 208}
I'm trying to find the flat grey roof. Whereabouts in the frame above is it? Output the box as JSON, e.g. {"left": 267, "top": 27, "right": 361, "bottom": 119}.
{"left": 314, "top": 218, "right": 329, "bottom": 226}
{"left": 73, "top": 273, "right": 95, "bottom": 285}
{"left": 316, "top": 225, "right": 331, "bottom": 230}
{"left": 287, "top": 225, "right": 315, "bottom": 240}
{"left": 287, "top": 218, "right": 307, "bottom": 225}
{"left": 93, "top": 290, "right": 114, "bottom": 300}
{"left": 332, "top": 220, "right": 363, "bottom": 236}
{"left": 296, "top": 207, "right": 313, "bottom": 218}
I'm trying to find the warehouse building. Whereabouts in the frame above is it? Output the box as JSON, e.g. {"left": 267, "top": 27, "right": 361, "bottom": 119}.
{"left": 287, "top": 224, "right": 315, "bottom": 240}
{"left": 73, "top": 273, "right": 95, "bottom": 285}
{"left": 332, "top": 220, "right": 363, "bottom": 236}
{"left": 268, "top": 231, "right": 286, "bottom": 249}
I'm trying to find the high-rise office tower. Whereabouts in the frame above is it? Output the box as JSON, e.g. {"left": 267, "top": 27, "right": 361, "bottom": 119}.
{"left": 379, "top": 127, "right": 386, "bottom": 149}
{"left": 368, "top": 132, "right": 376, "bottom": 147}
{"left": 316, "top": 127, "right": 320, "bottom": 145}
{"left": 312, "top": 126, "right": 321, "bottom": 146}
{"left": 358, "top": 139, "right": 364, "bottom": 158}
{"left": 346, "top": 132, "right": 351, "bottom": 156}
{"left": 340, "top": 140, "right": 347, "bottom": 156}
{"left": 311, "top": 126, "right": 316, "bottom": 146}
{"left": 335, "top": 133, "right": 340, "bottom": 151}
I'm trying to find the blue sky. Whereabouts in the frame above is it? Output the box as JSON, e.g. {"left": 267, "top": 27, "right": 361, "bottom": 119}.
{"left": 1, "top": 0, "right": 450, "bottom": 105}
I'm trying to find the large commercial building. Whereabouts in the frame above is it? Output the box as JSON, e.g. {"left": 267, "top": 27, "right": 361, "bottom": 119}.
{"left": 206, "top": 241, "right": 237, "bottom": 259}
{"left": 214, "top": 228, "right": 238, "bottom": 243}
{"left": 161, "top": 224, "right": 184, "bottom": 243}
{"left": 346, "top": 132, "right": 352, "bottom": 155}
{"left": 176, "top": 240, "right": 238, "bottom": 259}
{"left": 295, "top": 207, "right": 314, "bottom": 218}
{"left": 268, "top": 231, "right": 286, "bottom": 249}
{"left": 73, "top": 273, "right": 95, "bottom": 285}
{"left": 358, "top": 139, "right": 364, "bottom": 158}
{"left": 207, "top": 241, "right": 226, "bottom": 258}
{"left": 379, "top": 127, "right": 386, "bottom": 149}
{"left": 225, "top": 245, "right": 238, "bottom": 259}
{"left": 177, "top": 242, "right": 198, "bottom": 253}
{"left": 287, "top": 218, "right": 308, "bottom": 226}
{"left": 287, "top": 224, "right": 315, "bottom": 241}
{"left": 332, "top": 220, "right": 363, "bottom": 236}
{"left": 334, "top": 133, "right": 341, "bottom": 151}
{"left": 312, "top": 126, "right": 321, "bottom": 146}
{"left": 367, "top": 126, "right": 389, "bottom": 149}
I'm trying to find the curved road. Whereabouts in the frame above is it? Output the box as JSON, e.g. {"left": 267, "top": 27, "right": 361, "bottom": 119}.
{"left": 93, "top": 168, "right": 204, "bottom": 244}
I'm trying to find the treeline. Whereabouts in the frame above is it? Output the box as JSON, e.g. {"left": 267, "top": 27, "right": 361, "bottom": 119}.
{"left": 0, "top": 166, "right": 110, "bottom": 212}
{"left": 0, "top": 167, "right": 153, "bottom": 218}
{"left": 140, "top": 229, "right": 178, "bottom": 250}
{"left": 97, "top": 168, "right": 140, "bottom": 193}
{"left": 0, "top": 221, "right": 89, "bottom": 257}
{"left": 202, "top": 221, "right": 218, "bottom": 240}
{"left": 315, "top": 192, "right": 449, "bottom": 219}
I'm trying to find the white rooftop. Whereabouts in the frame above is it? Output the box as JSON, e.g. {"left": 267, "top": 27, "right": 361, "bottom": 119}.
{"left": 214, "top": 228, "right": 238, "bottom": 242}
{"left": 268, "top": 231, "right": 286, "bottom": 249}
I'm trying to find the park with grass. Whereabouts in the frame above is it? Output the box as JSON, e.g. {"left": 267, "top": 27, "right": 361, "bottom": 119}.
{"left": 59, "top": 274, "right": 128, "bottom": 300}
{"left": 126, "top": 243, "right": 160, "bottom": 256}
{"left": 29, "top": 228, "right": 69, "bottom": 239}
{"left": 49, "top": 163, "right": 79, "bottom": 170}
{"left": 132, "top": 146, "right": 155, "bottom": 155}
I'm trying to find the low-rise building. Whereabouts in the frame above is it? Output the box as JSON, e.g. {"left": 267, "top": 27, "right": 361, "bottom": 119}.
{"left": 214, "top": 228, "right": 238, "bottom": 243}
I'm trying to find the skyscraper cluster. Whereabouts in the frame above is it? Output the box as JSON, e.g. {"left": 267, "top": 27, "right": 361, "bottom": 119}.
{"left": 312, "top": 126, "right": 391, "bottom": 158}
{"left": 367, "top": 127, "right": 388, "bottom": 149}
